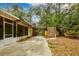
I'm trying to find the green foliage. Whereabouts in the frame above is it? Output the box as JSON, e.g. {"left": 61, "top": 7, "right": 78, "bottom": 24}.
{"left": 10, "top": 5, "right": 25, "bottom": 19}
{"left": 6, "top": 4, "right": 32, "bottom": 23}
{"left": 32, "top": 3, "right": 79, "bottom": 37}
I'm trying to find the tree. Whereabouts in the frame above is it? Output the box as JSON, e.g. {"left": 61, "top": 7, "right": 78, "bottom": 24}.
{"left": 10, "top": 4, "right": 25, "bottom": 19}
{"left": 30, "top": 3, "right": 65, "bottom": 35}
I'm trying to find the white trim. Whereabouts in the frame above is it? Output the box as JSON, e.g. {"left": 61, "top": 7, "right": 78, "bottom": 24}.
{"left": 16, "top": 24, "right": 17, "bottom": 37}
{"left": 5, "top": 21, "right": 13, "bottom": 25}
{"left": 12, "top": 22, "right": 14, "bottom": 37}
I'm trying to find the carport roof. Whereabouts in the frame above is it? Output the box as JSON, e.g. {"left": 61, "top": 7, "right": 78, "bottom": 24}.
{"left": 0, "top": 9, "right": 36, "bottom": 28}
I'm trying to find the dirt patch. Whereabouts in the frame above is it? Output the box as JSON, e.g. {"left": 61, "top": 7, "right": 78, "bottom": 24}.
{"left": 47, "top": 37, "right": 79, "bottom": 56}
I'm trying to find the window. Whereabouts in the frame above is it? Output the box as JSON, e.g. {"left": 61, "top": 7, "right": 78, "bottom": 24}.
{"left": 17, "top": 25, "right": 28, "bottom": 36}
{"left": 5, "top": 23, "right": 12, "bottom": 38}
{"left": 0, "top": 17, "right": 3, "bottom": 39}
{"left": 17, "top": 25, "right": 23, "bottom": 37}
{"left": 14, "top": 22, "right": 16, "bottom": 37}
{"left": 25, "top": 27, "right": 28, "bottom": 35}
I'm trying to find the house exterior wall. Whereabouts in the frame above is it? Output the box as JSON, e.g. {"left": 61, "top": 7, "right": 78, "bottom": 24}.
{"left": 28, "top": 27, "right": 33, "bottom": 37}
{"left": 0, "top": 18, "right": 34, "bottom": 47}
{"left": 0, "top": 10, "right": 36, "bottom": 47}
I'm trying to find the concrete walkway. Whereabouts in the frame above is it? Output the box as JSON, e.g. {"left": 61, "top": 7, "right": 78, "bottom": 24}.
{"left": 0, "top": 36, "right": 52, "bottom": 56}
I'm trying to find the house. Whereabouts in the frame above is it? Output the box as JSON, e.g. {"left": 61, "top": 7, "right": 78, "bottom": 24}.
{"left": 0, "top": 10, "right": 36, "bottom": 46}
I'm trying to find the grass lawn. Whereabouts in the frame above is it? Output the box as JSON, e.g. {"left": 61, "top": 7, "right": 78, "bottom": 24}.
{"left": 47, "top": 37, "right": 79, "bottom": 56}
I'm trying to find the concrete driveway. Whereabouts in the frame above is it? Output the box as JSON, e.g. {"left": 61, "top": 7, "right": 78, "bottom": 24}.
{"left": 0, "top": 36, "right": 51, "bottom": 56}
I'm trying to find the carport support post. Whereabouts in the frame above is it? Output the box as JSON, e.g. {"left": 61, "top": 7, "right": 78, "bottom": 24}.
{"left": 3, "top": 18, "right": 5, "bottom": 39}
{"left": 28, "top": 27, "right": 30, "bottom": 36}
{"left": 16, "top": 24, "right": 17, "bottom": 37}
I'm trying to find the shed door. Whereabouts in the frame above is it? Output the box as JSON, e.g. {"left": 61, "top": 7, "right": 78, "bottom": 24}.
{"left": 47, "top": 27, "right": 56, "bottom": 37}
